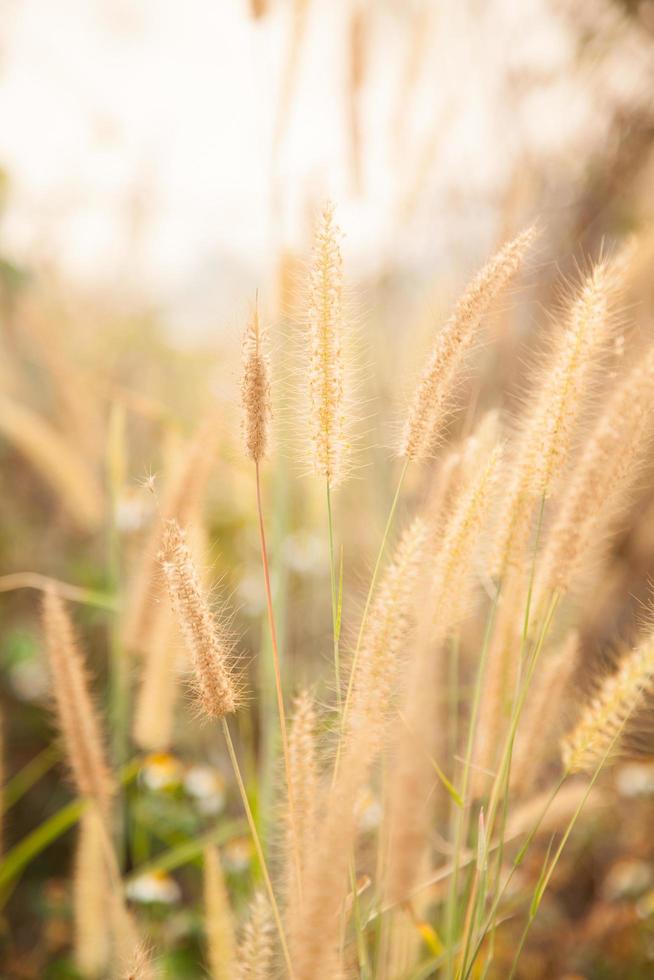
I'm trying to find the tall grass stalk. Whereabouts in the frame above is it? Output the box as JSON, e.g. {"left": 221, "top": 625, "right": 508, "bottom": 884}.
{"left": 255, "top": 459, "right": 303, "bottom": 893}
{"left": 220, "top": 717, "right": 295, "bottom": 980}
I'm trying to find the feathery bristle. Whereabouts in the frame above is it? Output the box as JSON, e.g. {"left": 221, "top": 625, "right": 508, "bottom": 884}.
{"left": 492, "top": 255, "right": 626, "bottom": 577}
{"left": 307, "top": 202, "right": 351, "bottom": 487}
{"left": 120, "top": 944, "right": 155, "bottom": 980}
{"left": 41, "top": 590, "right": 114, "bottom": 811}
{"left": 535, "top": 347, "right": 654, "bottom": 602}
{"left": 241, "top": 304, "right": 271, "bottom": 463}
{"left": 511, "top": 632, "right": 579, "bottom": 797}
{"left": 159, "top": 519, "right": 239, "bottom": 719}
{"left": 73, "top": 809, "right": 111, "bottom": 978}
{"left": 400, "top": 226, "right": 536, "bottom": 460}
{"left": 562, "top": 631, "right": 654, "bottom": 773}
{"left": 235, "top": 892, "right": 274, "bottom": 980}
{"left": 203, "top": 845, "right": 235, "bottom": 980}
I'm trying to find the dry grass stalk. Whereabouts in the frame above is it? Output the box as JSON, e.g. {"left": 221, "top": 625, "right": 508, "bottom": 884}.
{"left": 562, "top": 630, "right": 654, "bottom": 773}
{"left": 493, "top": 256, "right": 626, "bottom": 577}
{"left": 385, "top": 443, "right": 502, "bottom": 905}
{"left": 241, "top": 303, "right": 271, "bottom": 463}
{"left": 0, "top": 394, "right": 104, "bottom": 531}
{"left": 73, "top": 809, "right": 111, "bottom": 978}
{"left": 510, "top": 632, "right": 579, "bottom": 797}
{"left": 307, "top": 202, "right": 351, "bottom": 488}
{"left": 42, "top": 590, "right": 149, "bottom": 973}
{"left": 203, "top": 845, "right": 235, "bottom": 980}
{"left": 235, "top": 892, "right": 274, "bottom": 980}
{"left": 289, "top": 518, "right": 427, "bottom": 979}
{"left": 159, "top": 519, "right": 239, "bottom": 719}
{"left": 400, "top": 226, "right": 536, "bottom": 461}
{"left": 471, "top": 568, "right": 526, "bottom": 796}
{"left": 41, "top": 589, "right": 114, "bottom": 813}
{"left": 535, "top": 346, "right": 654, "bottom": 604}
{"left": 285, "top": 691, "right": 319, "bottom": 920}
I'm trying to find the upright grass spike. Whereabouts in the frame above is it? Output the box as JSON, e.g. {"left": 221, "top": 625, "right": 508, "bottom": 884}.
{"left": 73, "top": 809, "right": 111, "bottom": 978}
{"left": 235, "top": 892, "right": 275, "bottom": 980}
{"left": 535, "top": 346, "right": 654, "bottom": 606}
{"left": 241, "top": 300, "right": 271, "bottom": 464}
{"left": 400, "top": 225, "right": 537, "bottom": 461}
{"left": 307, "top": 202, "right": 352, "bottom": 488}
{"left": 562, "top": 628, "right": 654, "bottom": 773}
{"left": 493, "top": 252, "right": 629, "bottom": 578}
{"left": 41, "top": 589, "right": 114, "bottom": 815}
{"left": 203, "top": 845, "right": 236, "bottom": 980}
{"left": 159, "top": 518, "right": 239, "bottom": 719}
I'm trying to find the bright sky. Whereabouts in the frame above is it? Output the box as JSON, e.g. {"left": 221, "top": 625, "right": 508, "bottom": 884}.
{"left": 0, "top": 0, "right": 650, "bottom": 336}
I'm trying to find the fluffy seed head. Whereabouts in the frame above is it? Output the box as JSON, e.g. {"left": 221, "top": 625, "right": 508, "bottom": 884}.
{"left": 345, "top": 516, "right": 428, "bottom": 750}
{"left": 203, "top": 845, "right": 235, "bottom": 980}
{"left": 307, "top": 202, "right": 350, "bottom": 487}
{"left": 235, "top": 892, "right": 274, "bottom": 980}
{"left": 241, "top": 303, "right": 271, "bottom": 463}
{"left": 73, "top": 810, "right": 111, "bottom": 977}
{"left": 159, "top": 519, "right": 239, "bottom": 719}
{"left": 536, "top": 347, "right": 654, "bottom": 601}
{"left": 400, "top": 225, "right": 536, "bottom": 460}
{"left": 41, "top": 589, "right": 114, "bottom": 811}
{"left": 562, "top": 631, "right": 654, "bottom": 773}
{"left": 492, "top": 254, "right": 627, "bottom": 577}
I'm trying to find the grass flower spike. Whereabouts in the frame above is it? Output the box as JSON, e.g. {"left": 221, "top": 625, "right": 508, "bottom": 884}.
{"left": 307, "top": 202, "right": 351, "bottom": 487}
{"left": 400, "top": 225, "right": 536, "bottom": 460}
{"left": 562, "top": 629, "right": 654, "bottom": 774}
{"left": 241, "top": 301, "right": 271, "bottom": 463}
{"left": 159, "top": 518, "right": 239, "bottom": 719}
{"left": 41, "top": 589, "right": 114, "bottom": 812}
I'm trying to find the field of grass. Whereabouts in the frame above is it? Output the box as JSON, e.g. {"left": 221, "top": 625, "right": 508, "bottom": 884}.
{"left": 2, "top": 3, "right": 654, "bottom": 979}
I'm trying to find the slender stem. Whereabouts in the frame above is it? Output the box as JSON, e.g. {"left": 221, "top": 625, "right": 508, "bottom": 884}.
{"left": 0, "top": 573, "right": 117, "bottom": 610}
{"left": 326, "top": 479, "right": 342, "bottom": 711}
{"left": 107, "top": 402, "right": 129, "bottom": 867}
{"left": 461, "top": 774, "right": 566, "bottom": 980}
{"left": 457, "top": 593, "right": 559, "bottom": 978}
{"left": 255, "top": 461, "right": 303, "bottom": 896}
{"left": 507, "top": 694, "right": 645, "bottom": 980}
{"left": 1, "top": 744, "right": 60, "bottom": 812}
{"left": 221, "top": 718, "right": 295, "bottom": 980}
{"left": 0, "top": 757, "right": 140, "bottom": 897}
